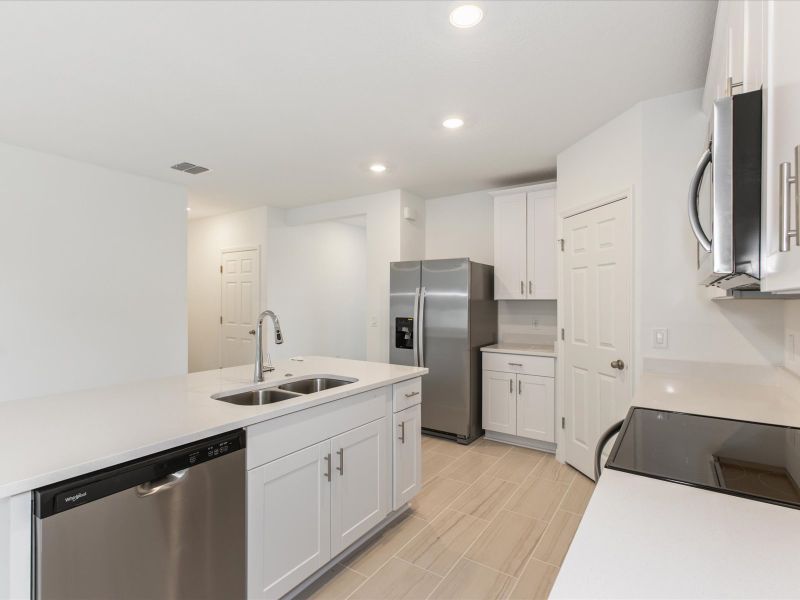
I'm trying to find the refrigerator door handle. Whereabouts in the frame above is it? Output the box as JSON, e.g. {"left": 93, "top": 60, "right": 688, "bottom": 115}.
{"left": 418, "top": 287, "right": 427, "bottom": 368}
{"left": 412, "top": 287, "right": 421, "bottom": 367}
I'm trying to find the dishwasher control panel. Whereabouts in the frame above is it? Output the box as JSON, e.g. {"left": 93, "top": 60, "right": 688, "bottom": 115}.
{"left": 34, "top": 429, "right": 245, "bottom": 518}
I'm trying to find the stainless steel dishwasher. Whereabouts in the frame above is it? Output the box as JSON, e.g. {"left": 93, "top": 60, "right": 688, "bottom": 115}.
{"left": 33, "top": 429, "right": 246, "bottom": 600}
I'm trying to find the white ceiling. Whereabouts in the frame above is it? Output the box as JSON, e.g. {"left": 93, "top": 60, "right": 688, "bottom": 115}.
{"left": 0, "top": 1, "right": 716, "bottom": 218}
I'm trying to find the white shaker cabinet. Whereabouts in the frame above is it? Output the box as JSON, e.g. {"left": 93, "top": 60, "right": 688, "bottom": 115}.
{"left": 493, "top": 192, "right": 527, "bottom": 299}
{"left": 481, "top": 349, "right": 556, "bottom": 448}
{"left": 247, "top": 441, "right": 332, "bottom": 600}
{"left": 330, "top": 418, "right": 388, "bottom": 555}
{"left": 492, "top": 182, "right": 557, "bottom": 300}
{"left": 392, "top": 404, "right": 422, "bottom": 509}
{"left": 761, "top": 0, "right": 800, "bottom": 292}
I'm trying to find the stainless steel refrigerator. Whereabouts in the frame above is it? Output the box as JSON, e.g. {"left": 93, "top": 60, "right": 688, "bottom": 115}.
{"left": 390, "top": 258, "right": 497, "bottom": 444}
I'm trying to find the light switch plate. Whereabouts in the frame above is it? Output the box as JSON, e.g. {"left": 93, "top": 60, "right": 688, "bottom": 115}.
{"left": 652, "top": 328, "right": 669, "bottom": 349}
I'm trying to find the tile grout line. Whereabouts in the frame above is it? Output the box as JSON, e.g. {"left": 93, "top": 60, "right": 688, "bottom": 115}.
{"left": 507, "top": 464, "right": 583, "bottom": 596}
{"left": 461, "top": 555, "right": 522, "bottom": 582}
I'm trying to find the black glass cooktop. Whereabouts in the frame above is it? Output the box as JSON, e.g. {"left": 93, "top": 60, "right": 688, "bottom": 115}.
{"left": 606, "top": 407, "right": 800, "bottom": 510}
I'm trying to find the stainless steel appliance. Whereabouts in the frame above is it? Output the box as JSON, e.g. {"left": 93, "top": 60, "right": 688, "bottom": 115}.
{"left": 689, "top": 89, "right": 762, "bottom": 290}
{"left": 34, "top": 430, "right": 246, "bottom": 600}
{"left": 604, "top": 407, "right": 800, "bottom": 510}
{"left": 390, "top": 258, "right": 497, "bottom": 443}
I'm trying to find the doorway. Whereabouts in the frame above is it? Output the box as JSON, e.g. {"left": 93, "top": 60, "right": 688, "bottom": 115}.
{"left": 561, "top": 196, "right": 633, "bottom": 479}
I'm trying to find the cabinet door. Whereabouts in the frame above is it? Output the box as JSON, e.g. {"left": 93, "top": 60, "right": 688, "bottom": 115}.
{"left": 517, "top": 374, "right": 555, "bottom": 443}
{"left": 527, "top": 191, "right": 557, "bottom": 299}
{"left": 248, "top": 441, "right": 331, "bottom": 600}
{"left": 393, "top": 404, "right": 422, "bottom": 510}
{"left": 330, "top": 418, "right": 388, "bottom": 556}
{"left": 493, "top": 193, "right": 527, "bottom": 299}
{"left": 762, "top": 0, "right": 800, "bottom": 292}
{"left": 482, "top": 370, "right": 516, "bottom": 435}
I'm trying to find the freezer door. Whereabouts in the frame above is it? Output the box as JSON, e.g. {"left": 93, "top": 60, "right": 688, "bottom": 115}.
{"left": 420, "top": 258, "right": 471, "bottom": 436}
{"left": 390, "top": 261, "right": 421, "bottom": 366}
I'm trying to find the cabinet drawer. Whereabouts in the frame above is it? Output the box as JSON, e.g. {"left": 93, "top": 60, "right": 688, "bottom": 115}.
{"left": 393, "top": 377, "right": 422, "bottom": 412}
{"left": 481, "top": 353, "right": 554, "bottom": 377}
{"left": 247, "top": 387, "right": 389, "bottom": 470}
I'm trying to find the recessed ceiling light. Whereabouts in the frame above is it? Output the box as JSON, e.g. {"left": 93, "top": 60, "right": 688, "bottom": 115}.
{"left": 186, "top": 207, "right": 191, "bottom": 212}
{"left": 449, "top": 5, "right": 483, "bottom": 28}
{"left": 442, "top": 117, "right": 464, "bottom": 129}
{"left": 370, "top": 163, "right": 387, "bottom": 173}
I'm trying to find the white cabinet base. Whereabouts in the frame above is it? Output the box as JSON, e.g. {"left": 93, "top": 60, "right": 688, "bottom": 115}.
{"left": 484, "top": 430, "right": 557, "bottom": 454}
{"left": 285, "top": 505, "right": 412, "bottom": 600}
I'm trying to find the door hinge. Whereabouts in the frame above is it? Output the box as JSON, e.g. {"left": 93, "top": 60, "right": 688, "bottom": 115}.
{"left": 561, "top": 417, "right": 566, "bottom": 429}
{"left": 561, "top": 328, "right": 565, "bottom": 340}
{"left": 219, "top": 315, "right": 223, "bottom": 325}
{"left": 219, "top": 265, "right": 223, "bottom": 274}
{"left": 558, "top": 238, "right": 564, "bottom": 251}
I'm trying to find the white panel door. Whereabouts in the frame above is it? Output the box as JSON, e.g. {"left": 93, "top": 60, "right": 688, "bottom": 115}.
{"left": 248, "top": 441, "right": 331, "bottom": 600}
{"left": 563, "top": 198, "right": 632, "bottom": 479}
{"left": 221, "top": 248, "right": 259, "bottom": 367}
{"left": 517, "top": 374, "right": 555, "bottom": 443}
{"left": 482, "top": 370, "right": 516, "bottom": 435}
{"left": 527, "top": 191, "right": 557, "bottom": 299}
{"left": 330, "top": 418, "right": 388, "bottom": 556}
{"left": 392, "top": 404, "right": 422, "bottom": 510}
{"left": 493, "top": 193, "right": 527, "bottom": 299}
{"left": 762, "top": 1, "right": 800, "bottom": 292}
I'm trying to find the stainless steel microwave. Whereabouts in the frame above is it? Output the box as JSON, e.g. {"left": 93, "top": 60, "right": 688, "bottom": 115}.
{"left": 688, "top": 89, "right": 762, "bottom": 289}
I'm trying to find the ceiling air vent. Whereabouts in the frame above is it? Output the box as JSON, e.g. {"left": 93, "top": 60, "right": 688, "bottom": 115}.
{"left": 171, "top": 162, "right": 210, "bottom": 175}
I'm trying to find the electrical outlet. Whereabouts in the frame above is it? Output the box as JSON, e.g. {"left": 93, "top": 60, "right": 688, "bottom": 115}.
{"left": 652, "top": 328, "right": 669, "bottom": 349}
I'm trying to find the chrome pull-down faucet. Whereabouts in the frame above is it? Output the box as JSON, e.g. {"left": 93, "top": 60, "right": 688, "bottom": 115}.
{"left": 253, "top": 310, "right": 284, "bottom": 383}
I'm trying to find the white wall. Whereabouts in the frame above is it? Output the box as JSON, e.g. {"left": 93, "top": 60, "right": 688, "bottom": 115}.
{"left": 286, "top": 189, "right": 424, "bottom": 362}
{"left": 498, "top": 300, "right": 558, "bottom": 344}
{"left": 265, "top": 208, "right": 367, "bottom": 362}
{"left": 425, "top": 190, "right": 493, "bottom": 265}
{"left": 187, "top": 206, "right": 269, "bottom": 372}
{"left": 557, "top": 88, "right": 785, "bottom": 374}
{"left": 0, "top": 141, "right": 187, "bottom": 402}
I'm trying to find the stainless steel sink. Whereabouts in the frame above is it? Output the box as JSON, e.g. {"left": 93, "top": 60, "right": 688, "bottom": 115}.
{"left": 214, "top": 388, "right": 303, "bottom": 406}
{"left": 277, "top": 377, "right": 355, "bottom": 394}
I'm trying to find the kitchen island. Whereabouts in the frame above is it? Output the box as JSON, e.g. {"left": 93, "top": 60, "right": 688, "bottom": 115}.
{"left": 0, "top": 356, "right": 427, "bottom": 600}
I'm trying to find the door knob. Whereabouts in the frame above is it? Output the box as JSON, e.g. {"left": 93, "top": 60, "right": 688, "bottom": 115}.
{"left": 610, "top": 359, "right": 625, "bottom": 370}
{"left": 248, "top": 329, "right": 256, "bottom": 335}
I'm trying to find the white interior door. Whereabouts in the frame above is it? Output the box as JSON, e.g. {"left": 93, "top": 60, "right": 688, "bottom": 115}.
{"left": 563, "top": 198, "right": 632, "bottom": 480}
{"left": 493, "top": 193, "right": 527, "bottom": 299}
{"left": 221, "top": 248, "right": 259, "bottom": 368}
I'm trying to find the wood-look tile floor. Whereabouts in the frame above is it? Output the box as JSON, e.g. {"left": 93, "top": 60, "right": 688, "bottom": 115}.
{"left": 298, "top": 436, "right": 595, "bottom": 600}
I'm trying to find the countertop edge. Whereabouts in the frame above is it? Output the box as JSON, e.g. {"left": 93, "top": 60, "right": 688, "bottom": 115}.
{"left": 0, "top": 367, "right": 427, "bottom": 500}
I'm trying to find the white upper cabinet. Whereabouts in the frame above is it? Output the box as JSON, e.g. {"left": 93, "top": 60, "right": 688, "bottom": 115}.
{"left": 762, "top": 0, "right": 800, "bottom": 292}
{"left": 492, "top": 183, "right": 557, "bottom": 300}
{"left": 493, "top": 192, "right": 527, "bottom": 299}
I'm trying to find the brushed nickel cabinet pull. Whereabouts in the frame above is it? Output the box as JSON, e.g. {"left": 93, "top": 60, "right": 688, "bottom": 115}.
{"left": 520, "top": 281, "right": 524, "bottom": 295}
{"left": 336, "top": 448, "right": 344, "bottom": 475}
{"left": 324, "top": 453, "right": 331, "bottom": 481}
{"left": 404, "top": 390, "right": 420, "bottom": 398}
{"left": 398, "top": 421, "right": 406, "bottom": 444}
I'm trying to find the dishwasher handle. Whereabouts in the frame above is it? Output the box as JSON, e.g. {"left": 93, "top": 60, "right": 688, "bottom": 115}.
{"left": 136, "top": 469, "right": 188, "bottom": 497}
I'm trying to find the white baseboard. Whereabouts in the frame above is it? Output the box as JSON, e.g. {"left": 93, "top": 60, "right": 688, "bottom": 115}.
{"left": 484, "top": 430, "right": 557, "bottom": 454}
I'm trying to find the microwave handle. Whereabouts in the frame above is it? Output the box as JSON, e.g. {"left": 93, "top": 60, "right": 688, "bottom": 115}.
{"left": 688, "top": 147, "right": 712, "bottom": 253}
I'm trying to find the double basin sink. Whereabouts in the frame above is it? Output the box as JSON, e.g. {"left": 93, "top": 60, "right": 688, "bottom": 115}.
{"left": 213, "top": 377, "right": 356, "bottom": 406}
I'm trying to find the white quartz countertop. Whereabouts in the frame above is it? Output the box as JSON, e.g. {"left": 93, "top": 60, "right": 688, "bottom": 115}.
{"left": 480, "top": 343, "right": 556, "bottom": 358}
{"left": 553, "top": 363, "right": 800, "bottom": 599}
{"left": 633, "top": 368, "right": 800, "bottom": 427}
{"left": 0, "top": 356, "right": 426, "bottom": 499}
{"left": 551, "top": 468, "right": 800, "bottom": 599}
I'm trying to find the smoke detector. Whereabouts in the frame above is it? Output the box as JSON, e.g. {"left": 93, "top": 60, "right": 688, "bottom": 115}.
{"left": 171, "top": 162, "right": 210, "bottom": 175}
